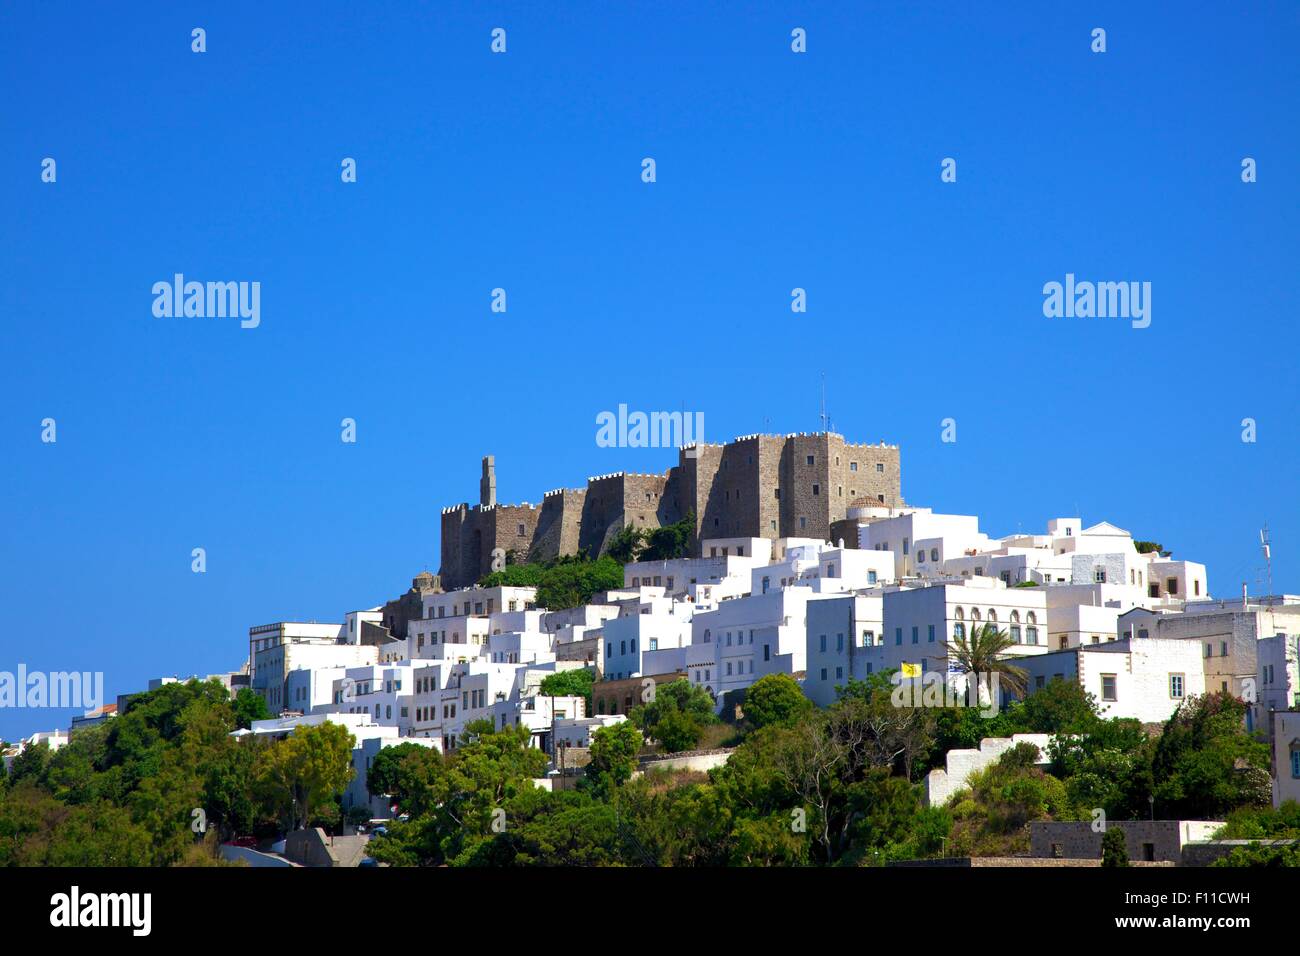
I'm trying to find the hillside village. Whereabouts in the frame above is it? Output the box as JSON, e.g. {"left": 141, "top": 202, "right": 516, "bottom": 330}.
{"left": 6, "top": 431, "right": 1299, "bottom": 867}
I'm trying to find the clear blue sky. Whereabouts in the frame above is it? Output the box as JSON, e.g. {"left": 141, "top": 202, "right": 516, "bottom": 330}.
{"left": 2, "top": 1, "right": 1298, "bottom": 741}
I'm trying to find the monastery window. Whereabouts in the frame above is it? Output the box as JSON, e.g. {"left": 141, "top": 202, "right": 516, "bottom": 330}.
{"left": 1167, "top": 578, "right": 1179, "bottom": 595}
{"left": 806, "top": 455, "right": 815, "bottom": 466}
{"left": 876, "top": 463, "right": 884, "bottom": 472}
{"left": 953, "top": 622, "right": 965, "bottom": 639}
{"left": 812, "top": 484, "right": 820, "bottom": 496}
{"left": 800, "top": 517, "right": 807, "bottom": 529}
{"left": 1169, "top": 674, "right": 1185, "bottom": 699}
{"left": 850, "top": 462, "right": 858, "bottom": 472}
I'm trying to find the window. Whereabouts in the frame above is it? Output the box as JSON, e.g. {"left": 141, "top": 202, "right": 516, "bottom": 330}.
{"left": 1093, "top": 567, "right": 1106, "bottom": 583}
{"left": 953, "top": 622, "right": 965, "bottom": 640}
{"left": 1167, "top": 578, "right": 1179, "bottom": 595}
{"left": 763, "top": 645, "right": 771, "bottom": 662}
{"left": 819, "top": 634, "right": 827, "bottom": 652}
{"left": 911, "top": 626, "right": 919, "bottom": 644}
{"left": 930, "top": 548, "right": 939, "bottom": 562}
{"left": 868, "top": 570, "right": 877, "bottom": 584}
{"left": 928, "top": 624, "right": 935, "bottom": 643}
{"left": 1221, "top": 641, "right": 1228, "bottom": 657}
{"left": 1169, "top": 674, "right": 1185, "bottom": 699}
{"left": 812, "top": 484, "right": 820, "bottom": 496}
{"left": 876, "top": 463, "right": 884, "bottom": 473}
{"left": 836, "top": 633, "right": 844, "bottom": 651}
{"left": 649, "top": 638, "right": 658, "bottom": 651}
{"left": 895, "top": 628, "right": 903, "bottom": 645}
{"left": 1291, "top": 750, "right": 1300, "bottom": 779}
{"left": 1205, "top": 643, "right": 1213, "bottom": 659}
{"left": 806, "top": 455, "right": 815, "bottom": 466}
{"left": 1101, "top": 675, "right": 1117, "bottom": 701}
{"left": 850, "top": 462, "right": 858, "bottom": 472}
{"left": 820, "top": 668, "right": 827, "bottom": 680}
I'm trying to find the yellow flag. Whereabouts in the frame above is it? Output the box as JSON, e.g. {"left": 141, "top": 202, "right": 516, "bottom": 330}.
{"left": 901, "top": 662, "right": 921, "bottom": 679}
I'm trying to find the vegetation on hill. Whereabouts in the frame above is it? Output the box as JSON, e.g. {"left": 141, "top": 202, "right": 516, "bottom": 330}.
{"left": 0, "top": 679, "right": 355, "bottom": 866}
{"left": 478, "top": 554, "right": 625, "bottom": 609}
{"left": 1, "top": 670, "right": 1280, "bottom": 867}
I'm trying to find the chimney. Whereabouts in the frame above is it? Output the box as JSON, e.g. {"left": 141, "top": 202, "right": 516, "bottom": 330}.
{"left": 480, "top": 456, "right": 496, "bottom": 508}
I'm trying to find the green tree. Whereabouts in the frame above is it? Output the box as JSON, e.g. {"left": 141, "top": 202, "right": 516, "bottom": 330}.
{"left": 233, "top": 688, "right": 270, "bottom": 729}
{"left": 367, "top": 742, "right": 447, "bottom": 819}
{"left": 1019, "top": 680, "right": 1100, "bottom": 735}
{"left": 639, "top": 513, "right": 695, "bottom": 561}
{"left": 1210, "top": 842, "right": 1300, "bottom": 867}
{"left": 585, "top": 721, "right": 644, "bottom": 796}
{"left": 651, "top": 708, "right": 703, "bottom": 753}
{"left": 253, "top": 722, "right": 356, "bottom": 832}
{"left": 1101, "top": 827, "right": 1129, "bottom": 867}
{"left": 606, "top": 524, "right": 645, "bottom": 564}
{"left": 941, "top": 623, "right": 1029, "bottom": 700}
{"left": 537, "top": 669, "right": 595, "bottom": 715}
{"left": 742, "top": 674, "right": 813, "bottom": 730}
{"left": 7, "top": 741, "right": 52, "bottom": 788}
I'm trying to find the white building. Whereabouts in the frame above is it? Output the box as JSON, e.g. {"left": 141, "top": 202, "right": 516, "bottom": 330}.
{"left": 1013, "top": 638, "right": 1207, "bottom": 723}
{"left": 1118, "top": 598, "right": 1300, "bottom": 716}
{"left": 862, "top": 580, "right": 1053, "bottom": 678}
{"left": 1272, "top": 711, "right": 1300, "bottom": 810}
{"left": 858, "top": 508, "right": 990, "bottom": 580}
{"left": 803, "top": 593, "right": 884, "bottom": 706}
{"left": 250, "top": 622, "right": 379, "bottom": 714}
{"left": 688, "top": 586, "right": 829, "bottom": 706}
{"left": 1255, "top": 633, "right": 1300, "bottom": 732}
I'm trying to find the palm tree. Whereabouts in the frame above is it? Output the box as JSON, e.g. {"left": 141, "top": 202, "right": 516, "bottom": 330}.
{"left": 937, "top": 622, "right": 1029, "bottom": 701}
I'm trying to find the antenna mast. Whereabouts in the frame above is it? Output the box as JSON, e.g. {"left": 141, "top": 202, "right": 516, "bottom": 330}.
{"left": 1260, "top": 525, "right": 1274, "bottom": 597}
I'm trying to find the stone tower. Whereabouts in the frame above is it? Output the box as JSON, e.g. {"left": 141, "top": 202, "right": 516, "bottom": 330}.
{"left": 480, "top": 456, "right": 497, "bottom": 508}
